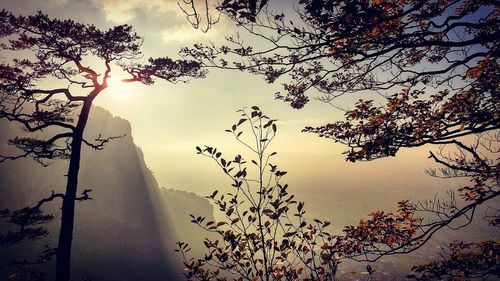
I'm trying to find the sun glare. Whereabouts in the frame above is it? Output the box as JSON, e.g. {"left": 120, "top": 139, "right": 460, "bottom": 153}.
{"left": 106, "top": 75, "right": 132, "bottom": 99}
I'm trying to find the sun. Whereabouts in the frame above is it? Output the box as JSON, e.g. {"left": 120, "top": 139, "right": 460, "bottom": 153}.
{"left": 106, "top": 75, "right": 132, "bottom": 99}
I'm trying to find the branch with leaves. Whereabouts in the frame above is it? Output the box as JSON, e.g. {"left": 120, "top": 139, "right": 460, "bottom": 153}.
{"left": 408, "top": 240, "right": 500, "bottom": 280}
{"left": 178, "top": 107, "right": 499, "bottom": 280}
{"left": 0, "top": 10, "right": 207, "bottom": 281}
{"left": 177, "top": 1, "right": 500, "bottom": 279}
{"left": 0, "top": 191, "right": 62, "bottom": 247}
{"left": 177, "top": 107, "right": 341, "bottom": 281}
{"left": 182, "top": 0, "right": 499, "bottom": 109}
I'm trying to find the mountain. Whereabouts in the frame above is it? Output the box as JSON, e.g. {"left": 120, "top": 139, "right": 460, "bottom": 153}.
{"left": 0, "top": 106, "right": 214, "bottom": 281}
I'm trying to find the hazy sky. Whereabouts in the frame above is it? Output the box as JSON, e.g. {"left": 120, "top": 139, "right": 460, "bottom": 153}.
{"left": 0, "top": 0, "right": 467, "bottom": 226}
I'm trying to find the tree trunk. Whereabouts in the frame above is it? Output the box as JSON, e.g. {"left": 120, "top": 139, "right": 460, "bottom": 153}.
{"left": 55, "top": 101, "right": 92, "bottom": 281}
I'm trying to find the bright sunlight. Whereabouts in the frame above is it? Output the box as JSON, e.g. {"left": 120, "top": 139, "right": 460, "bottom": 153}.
{"left": 106, "top": 74, "right": 132, "bottom": 99}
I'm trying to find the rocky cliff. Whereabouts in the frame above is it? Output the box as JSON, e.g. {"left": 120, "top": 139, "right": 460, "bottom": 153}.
{"left": 0, "top": 106, "right": 213, "bottom": 281}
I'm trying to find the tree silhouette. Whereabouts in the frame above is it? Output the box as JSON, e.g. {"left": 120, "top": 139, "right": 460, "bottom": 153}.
{"left": 0, "top": 10, "right": 205, "bottom": 281}
{"left": 408, "top": 240, "right": 499, "bottom": 280}
{"left": 179, "top": 0, "right": 499, "bottom": 278}
{"left": 178, "top": 108, "right": 499, "bottom": 280}
{"left": 182, "top": 0, "right": 498, "bottom": 108}
{"left": 177, "top": 107, "right": 340, "bottom": 280}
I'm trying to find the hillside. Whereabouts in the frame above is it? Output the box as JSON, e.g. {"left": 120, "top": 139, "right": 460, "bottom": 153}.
{"left": 0, "top": 106, "right": 213, "bottom": 281}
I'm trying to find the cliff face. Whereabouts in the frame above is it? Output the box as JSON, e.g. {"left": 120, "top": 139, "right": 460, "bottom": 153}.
{"left": 0, "top": 106, "right": 214, "bottom": 281}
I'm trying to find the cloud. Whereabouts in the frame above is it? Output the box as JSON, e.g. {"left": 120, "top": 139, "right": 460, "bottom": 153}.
{"left": 90, "top": 0, "right": 180, "bottom": 24}
{"left": 90, "top": 0, "right": 222, "bottom": 26}
{"left": 48, "top": 0, "right": 70, "bottom": 4}
{"left": 161, "top": 23, "right": 221, "bottom": 43}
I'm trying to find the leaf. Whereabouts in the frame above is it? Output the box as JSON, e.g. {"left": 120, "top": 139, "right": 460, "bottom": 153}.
{"left": 210, "top": 190, "right": 219, "bottom": 198}
{"left": 237, "top": 118, "right": 247, "bottom": 126}
{"left": 297, "top": 202, "right": 304, "bottom": 212}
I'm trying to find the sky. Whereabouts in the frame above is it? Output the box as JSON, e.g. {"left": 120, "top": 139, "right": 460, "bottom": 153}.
{"left": 0, "top": 0, "right": 475, "bottom": 228}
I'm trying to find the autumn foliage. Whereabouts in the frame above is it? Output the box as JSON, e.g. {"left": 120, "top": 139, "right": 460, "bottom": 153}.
{"left": 409, "top": 240, "right": 500, "bottom": 280}
{"left": 176, "top": 108, "right": 469, "bottom": 280}
{"left": 179, "top": 0, "right": 499, "bottom": 279}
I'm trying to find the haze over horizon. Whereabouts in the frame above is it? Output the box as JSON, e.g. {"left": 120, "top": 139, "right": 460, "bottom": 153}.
{"left": 1, "top": 0, "right": 462, "bottom": 204}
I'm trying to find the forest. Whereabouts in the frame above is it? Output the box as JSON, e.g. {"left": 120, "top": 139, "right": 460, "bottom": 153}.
{"left": 0, "top": 0, "right": 498, "bottom": 280}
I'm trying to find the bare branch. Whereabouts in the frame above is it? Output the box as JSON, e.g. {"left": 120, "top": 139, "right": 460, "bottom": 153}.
{"left": 82, "top": 134, "right": 126, "bottom": 151}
